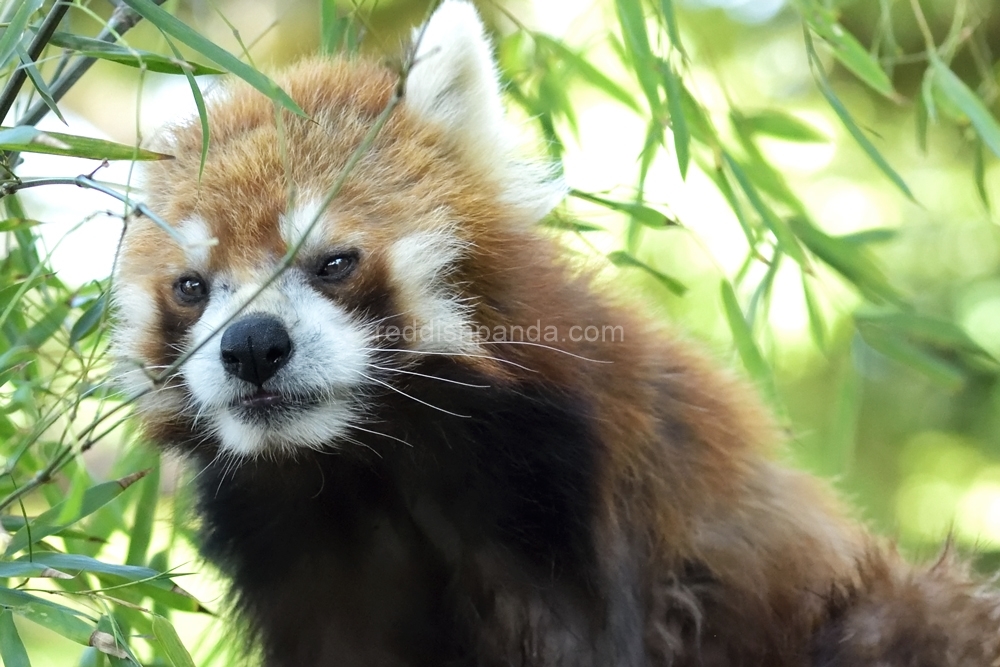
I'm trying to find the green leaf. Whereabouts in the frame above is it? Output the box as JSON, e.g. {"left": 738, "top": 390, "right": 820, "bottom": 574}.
{"left": 152, "top": 615, "right": 196, "bottom": 667}
{"left": 607, "top": 251, "right": 687, "bottom": 295}
{"left": 535, "top": 35, "right": 640, "bottom": 112}
{"left": 46, "top": 32, "right": 223, "bottom": 76}
{"left": 804, "top": 31, "right": 913, "bottom": 201}
{"left": 801, "top": 273, "right": 827, "bottom": 351}
{"left": 788, "top": 217, "right": 899, "bottom": 304}
{"left": 6, "top": 596, "right": 94, "bottom": 645}
{"left": 540, "top": 217, "right": 605, "bottom": 233}
{"left": 165, "top": 36, "right": 209, "bottom": 180}
{"left": 722, "top": 154, "right": 807, "bottom": 266}
{"left": 974, "top": 140, "right": 991, "bottom": 210}
{"left": 126, "top": 458, "right": 160, "bottom": 566}
{"left": 320, "top": 0, "right": 362, "bottom": 55}
{"left": 17, "top": 303, "right": 68, "bottom": 349}
{"left": 118, "top": 0, "right": 306, "bottom": 118}
{"left": 857, "top": 325, "right": 965, "bottom": 389}
{"left": 720, "top": 280, "right": 776, "bottom": 403}
{"left": 0, "top": 561, "right": 72, "bottom": 579}
{"left": 570, "top": 190, "right": 675, "bottom": 228}
{"left": 5, "top": 470, "right": 150, "bottom": 556}
{"left": 838, "top": 228, "right": 897, "bottom": 246}
{"left": 0, "top": 609, "right": 31, "bottom": 667}
{"left": 0, "top": 126, "right": 169, "bottom": 161}
{"left": 660, "top": 58, "right": 690, "bottom": 178}
{"left": 658, "top": 0, "right": 683, "bottom": 53}
{"left": 70, "top": 295, "right": 107, "bottom": 345}
{"left": 0, "top": 0, "right": 43, "bottom": 70}
{"left": 17, "top": 44, "right": 66, "bottom": 124}
{"left": 741, "top": 110, "right": 828, "bottom": 143}
{"left": 929, "top": 52, "right": 1000, "bottom": 158}
{"left": 615, "top": 0, "right": 660, "bottom": 113}
{"left": 803, "top": 6, "right": 897, "bottom": 99}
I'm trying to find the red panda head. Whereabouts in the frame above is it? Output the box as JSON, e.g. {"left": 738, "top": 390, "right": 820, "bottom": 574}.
{"left": 111, "top": 1, "right": 567, "bottom": 459}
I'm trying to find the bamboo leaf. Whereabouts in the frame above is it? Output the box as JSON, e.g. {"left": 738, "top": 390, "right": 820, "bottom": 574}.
{"left": 5, "top": 470, "right": 150, "bottom": 556}
{"left": 857, "top": 325, "right": 965, "bottom": 389}
{"left": 70, "top": 295, "right": 107, "bottom": 345}
{"left": 17, "top": 44, "right": 66, "bottom": 124}
{"left": 570, "top": 190, "right": 676, "bottom": 228}
{"left": 930, "top": 52, "right": 1000, "bottom": 158}
{"left": 535, "top": 35, "right": 640, "bottom": 112}
{"left": 0, "top": 610, "right": 30, "bottom": 667}
{"left": 118, "top": 0, "right": 306, "bottom": 117}
{"left": 722, "top": 154, "right": 807, "bottom": 265}
{"left": 720, "top": 280, "right": 776, "bottom": 402}
{"left": 804, "top": 31, "right": 913, "bottom": 201}
{"left": 0, "top": 126, "right": 169, "bottom": 160}
{"left": 658, "top": 0, "right": 683, "bottom": 53}
{"left": 7, "top": 597, "right": 94, "bottom": 645}
{"left": 608, "top": 251, "right": 687, "bottom": 295}
{"left": 615, "top": 0, "right": 660, "bottom": 113}
{"left": 742, "top": 110, "right": 828, "bottom": 143}
{"left": 660, "top": 58, "right": 690, "bottom": 178}
{"left": 46, "top": 32, "right": 223, "bottom": 76}
{"left": 152, "top": 615, "right": 196, "bottom": 667}
{"left": 804, "top": 6, "right": 897, "bottom": 99}
{"left": 17, "top": 303, "right": 68, "bottom": 349}
{"left": 788, "top": 217, "right": 899, "bottom": 304}
{"left": 165, "top": 37, "right": 209, "bottom": 179}
{"left": 0, "top": 0, "right": 44, "bottom": 70}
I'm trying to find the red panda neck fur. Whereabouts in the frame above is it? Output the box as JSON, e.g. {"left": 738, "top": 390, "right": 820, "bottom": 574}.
{"left": 112, "top": 1, "right": 1000, "bottom": 665}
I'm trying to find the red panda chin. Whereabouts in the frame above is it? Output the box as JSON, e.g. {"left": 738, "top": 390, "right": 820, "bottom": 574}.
{"left": 109, "top": 1, "right": 1000, "bottom": 665}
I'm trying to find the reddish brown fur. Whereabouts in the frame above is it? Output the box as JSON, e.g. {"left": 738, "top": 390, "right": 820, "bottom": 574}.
{"left": 120, "top": 55, "right": 1000, "bottom": 666}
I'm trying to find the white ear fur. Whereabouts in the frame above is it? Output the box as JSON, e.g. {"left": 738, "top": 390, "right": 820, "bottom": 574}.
{"left": 405, "top": 1, "right": 566, "bottom": 222}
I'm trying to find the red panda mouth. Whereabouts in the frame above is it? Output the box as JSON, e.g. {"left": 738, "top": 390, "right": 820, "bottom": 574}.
{"left": 232, "top": 391, "right": 320, "bottom": 421}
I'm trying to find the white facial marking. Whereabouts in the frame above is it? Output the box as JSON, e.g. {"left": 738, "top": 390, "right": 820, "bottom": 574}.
{"left": 388, "top": 227, "right": 477, "bottom": 354}
{"left": 181, "top": 270, "right": 370, "bottom": 457}
{"left": 175, "top": 217, "right": 217, "bottom": 270}
{"left": 279, "top": 196, "right": 329, "bottom": 256}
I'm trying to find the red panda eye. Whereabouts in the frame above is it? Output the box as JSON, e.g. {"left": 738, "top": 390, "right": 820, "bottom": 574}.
{"left": 316, "top": 252, "right": 359, "bottom": 283}
{"left": 173, "top": 274, "right": 209, "bottom": 305}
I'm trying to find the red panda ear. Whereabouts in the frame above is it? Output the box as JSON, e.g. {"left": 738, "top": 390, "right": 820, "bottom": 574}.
{"left": 405, "top": 1, "right": 566, "bottom": 223}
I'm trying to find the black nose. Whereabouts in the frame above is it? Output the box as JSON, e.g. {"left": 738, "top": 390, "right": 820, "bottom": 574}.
{"left": 220, "top": 315, "right": 293, "bottom": 386}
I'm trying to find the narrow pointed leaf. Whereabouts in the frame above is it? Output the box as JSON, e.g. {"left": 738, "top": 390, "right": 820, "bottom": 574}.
{"left": 46, "top": 32, "right": 223, "bottom": 75}
{"left": 5, "top": 470, "right": 150, "bottom": 556}
{"left": 720, "top": 280, "right": 776, "bottom": 403}
{"left": 930, "top": 52, "right": 1000, "bottom": 158}
{"left": 152, "top": 615, "right": 197, "bottom": 667}
{"left": 536, "top": 35, "right": 640, "bottom": 112}
{"left": 723, "top": 154, "right": 807, "bottom": 265}
{"left": 660, "top": 58, "right": 690, "bottom": 178}
{"left": 118, "top": 0, "right": 306, "bottom": 117}
{"left": 0, "top": 609, "right": 30, "bottom": 667}
{"left": 570, "top": 190, "right": 676, "bottom": 228}
{"left": 0, "top": 0, "right": 44, "bottom": 70}
{"left": 804, "top": 7, "right": 896, "bottom": 99}
{"left": 17, "top": 45, "right": 66, "bottom": 124}
{"left": 608, "top": 251, "right": 687, "bottom": 295}
{"left": 0, "top": 126, "right": 169, "bottom": 160}
{"left": 742, "top": 110, "right": 828, "bottom": 143}
{"left": 805, "top": 32, "right": 913, "bottom": 201}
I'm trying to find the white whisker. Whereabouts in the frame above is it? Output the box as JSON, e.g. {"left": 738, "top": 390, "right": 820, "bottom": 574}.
{"left": 359, "top": 372, "right": 471, "bottom": 419}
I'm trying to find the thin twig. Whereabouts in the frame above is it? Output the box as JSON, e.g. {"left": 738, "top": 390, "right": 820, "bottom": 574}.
{"left": 0, "top": 174, "right": 186, "bottom": 245}
{"left": 0, "top": 0, "right": 72, "bottom": 123}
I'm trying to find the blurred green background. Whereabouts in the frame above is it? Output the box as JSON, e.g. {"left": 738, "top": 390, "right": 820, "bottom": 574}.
{"left": 2, "top": 0, "right": 1000, "bottom": 664}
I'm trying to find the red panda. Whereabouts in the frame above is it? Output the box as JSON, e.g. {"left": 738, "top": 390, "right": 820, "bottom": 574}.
{"left": 111, "top": 2, "right": 1000, "bottom": 665}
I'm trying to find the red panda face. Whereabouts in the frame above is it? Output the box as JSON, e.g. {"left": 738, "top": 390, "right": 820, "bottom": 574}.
{"left": 110, "top": 2, "right": 565, "bottom": 458}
